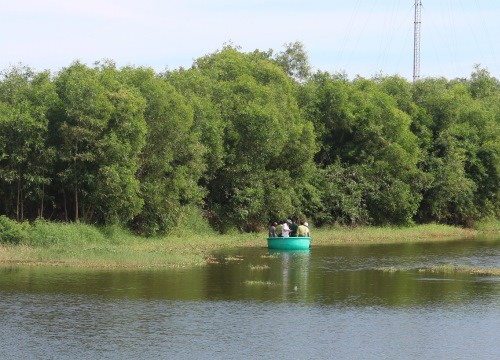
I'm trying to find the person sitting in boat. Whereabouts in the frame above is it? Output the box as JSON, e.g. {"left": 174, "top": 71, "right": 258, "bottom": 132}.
{"left": 275, "top": 222, "right": 283, "bottom": 237}
{"left": 268, "top": 222, "right": 278, "bottom": 237}
{"left": 297, "top": 221, "right": 310, "bottom": 237}
{"left": 290, "top": 218, "right": 299, "bottom": 237}
{"left": 282, "top": 219, "right": 292, "bottom": 238}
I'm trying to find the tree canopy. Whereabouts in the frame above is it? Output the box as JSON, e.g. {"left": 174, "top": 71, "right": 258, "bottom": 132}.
{"left": 0, "top": 45, "right": 498, "bottom": 233}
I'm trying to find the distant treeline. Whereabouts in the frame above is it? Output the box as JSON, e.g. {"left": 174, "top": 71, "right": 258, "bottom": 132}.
{"left": 0, "top": 43, "right": 498, "bottom": 234}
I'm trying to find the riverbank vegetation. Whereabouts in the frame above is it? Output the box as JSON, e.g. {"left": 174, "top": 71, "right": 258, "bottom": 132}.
{"left": 0, "top": 42, "right": 498, "bottom": 237}
{"left": 0, "top": 217, "right": 496, "bottom": 269}
{"left": 380, "top": 263, "right": 500, "bottom": 276}
{"left": 418, "top": 264, "right": 500, "bottom": 276}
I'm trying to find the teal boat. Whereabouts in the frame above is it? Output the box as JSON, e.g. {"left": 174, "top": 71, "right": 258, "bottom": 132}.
{"left": 267, "top": 237, "right": 311, "bottom": 250}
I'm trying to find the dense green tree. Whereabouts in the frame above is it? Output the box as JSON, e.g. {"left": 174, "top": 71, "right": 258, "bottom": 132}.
{"left": 467, "top": 67, "right": 500, "bottom": 218}
{"left": 52, "top": 62, "right": 146, "bottom": 224}
{"left": 302, "top": 73, "right": 425, "bottom": 225}
{"left": 469, "top": 65, "right": 500, "bottom": 99}
{"left": 413, "top": 72, "right": 499, "bottom": 224}
{"left": 171, "top": 46, "right": 316, "bottom": 231}
{"left": 274, "top": 41, "right": 311, "bottom": 82}
{"left": 0, "top": 48, "right": 498, "bottom": 231}
{"left": 308, "top": 163, "right": 369, "bottom": 226}
{"left": 0, "top": 66, "right": 57, "bottom": 221}
{"left": 121, "top": 67, "right": 206, "bottom": 235}
{"left": 92, "top": 64, "right": 147, "bottom": 224}
{"left": 165, "top": 67, "right": 225, "bottom": 184}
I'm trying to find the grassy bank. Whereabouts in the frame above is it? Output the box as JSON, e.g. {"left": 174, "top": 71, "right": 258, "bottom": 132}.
{"left": 0, "top": 219, "right": 498, "bottom": 269}
{"left": 312, "top": 223, "right": 480, "bottom": 245}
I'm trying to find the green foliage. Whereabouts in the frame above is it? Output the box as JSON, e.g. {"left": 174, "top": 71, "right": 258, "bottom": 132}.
{"left": 302, "top": 72, "right": 426, "bottom": 225}
{"left": 0, "top": 66, "right": 57, "bottom": 221}
{"left": 472, "top": 218, "right": 500, "bottom": 232}
{"left": 0, "top": 215, "right": 28, "bottom": 244}
{"left": 122, "top": 67, "right": 206, "bottom": 235}
{"left": 169, "top": 46, "right": 316, "bottom": 231}
{"left": 171, "top": 205, "right": 217, "bottom": 238}
{"left": 469, "top": 65, "right": 500, "bottom": 99}
{"left": 310, "top": 164, "right": 369, "bottom": 226}
{"left": 0, "top": 48, "right": 498, "bottom": 233}
{"left": 413, "top": 70, "right": 500, "bottom": 224}
{"left": 166, "top": 67, "right": 225, "bottom": 182}
{"left": 26, "top": 219, "right": 106, "bottom": 247}
{"left": 274, "top": 41, "right": 311, "bottom": 81}
{"left": 53, "top": 62, "right": 146, "bottom": 224}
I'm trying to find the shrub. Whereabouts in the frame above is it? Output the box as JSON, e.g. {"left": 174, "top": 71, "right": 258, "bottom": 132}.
{"left": 173, "top": 205, "right": 217, "bottom": 237}
{"left": 0, "top": 216, "right": 29, "bottom": 244}
{"left": 27, "top": 220, "right": 106, "bottom": 247}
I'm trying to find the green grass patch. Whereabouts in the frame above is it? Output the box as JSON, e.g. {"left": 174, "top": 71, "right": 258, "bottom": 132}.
{"left": 26, "top": 220, "right": 107, "bottom": 247}
{"left": 378, "top": 264, "right": 500, "bottom": 276}
{"left": 0, "top": 221, "right": 262, "bottom": 269}
{"left": 0, "top": 221, "right": 495, "bottom": 269}
{"left": 379, "top": 266, "right": 401, "bottom": 273}
{"left": 244, "top": 280, "right": 276, "bottom": 286}
{"left": 312, "top": 223, "right": 476, "bottom": 245}
{"left": 249, "top": 264, "right": 270, "bottom": 270}
{"left": 418, "top": 264, "right": 500, "bottom": 276}
{"left": 472, "top": 218, "right": 500, "bottom": 233}
{"left": 225, "top": 256, "right": 245, "bottom": 262}
{"left": 261, "top": 253, "right": 279, "bottom": 259}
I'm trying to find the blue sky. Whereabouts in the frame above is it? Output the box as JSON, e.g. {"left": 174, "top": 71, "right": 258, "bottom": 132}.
{"left": 2, "top": 0, "right": 499, "bottom": 80}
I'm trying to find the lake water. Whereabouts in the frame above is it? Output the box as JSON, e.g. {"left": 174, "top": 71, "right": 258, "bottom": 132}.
{"left": 1, "top": 238, "right": 499, "bottom": 359}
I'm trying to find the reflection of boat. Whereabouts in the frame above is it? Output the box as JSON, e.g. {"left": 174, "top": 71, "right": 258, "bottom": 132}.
{"left": 267, "top": 237, "right": 310, "bottom": 250}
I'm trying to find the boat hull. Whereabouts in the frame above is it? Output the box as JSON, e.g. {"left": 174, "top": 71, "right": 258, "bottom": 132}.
{"left": 267, "top": 237, "right": 310, "bottom": 250}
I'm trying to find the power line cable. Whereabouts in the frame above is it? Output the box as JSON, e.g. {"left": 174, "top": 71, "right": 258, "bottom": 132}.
{"left": 473, "top": 0, "right": 499, "bottom": 76}
{"left": 347, "top": 0, "right": 380, "bottom": 76}
{"left": 421, "top": 4, "right": 447, "bottom": 78}
{"left": 457, "top": 0, "right": 485, "bottom": 64}
{"left": 424, "top": 1, "right": 462, "bottom": 78}
{"left": 337, "top": 0, "right": 363, "bottom": 71}
{"left": 395, "top": 4, "right": 415, "bottom": 79}
{"left": 445, "top": 0, "right": 463, "bottom": 76}
{"left": 376, "top": 0, "right": 402, "bottom": 73}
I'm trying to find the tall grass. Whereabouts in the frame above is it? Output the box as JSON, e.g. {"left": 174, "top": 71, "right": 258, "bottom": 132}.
{"left": 472, "top": 218, "right": 500, "bottom": 233}
{"left": 311, "top": 223, "right": 476, "bottom": 245}
{"left": 26, "top": 220, "right": 107, "bottom": 247}
{"left": 0, "top": 217, "right": 261, "bottom": 268}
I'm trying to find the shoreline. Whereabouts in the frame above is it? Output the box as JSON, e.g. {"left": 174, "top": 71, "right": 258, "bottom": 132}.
{"left": 0, "top": 223, "right": 498, "bottom": 270}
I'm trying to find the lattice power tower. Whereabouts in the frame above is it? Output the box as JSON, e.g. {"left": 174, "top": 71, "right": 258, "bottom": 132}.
{"left": 413, "top": 0, "right": 422, "bottom": 81}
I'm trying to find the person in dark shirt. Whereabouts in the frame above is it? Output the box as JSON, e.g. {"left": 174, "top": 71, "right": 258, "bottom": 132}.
{"left": 290, "top": 218, "right": 299, "bottom": 237}
{"left": 268, "top": 222, "right": 278, "bottom": 237}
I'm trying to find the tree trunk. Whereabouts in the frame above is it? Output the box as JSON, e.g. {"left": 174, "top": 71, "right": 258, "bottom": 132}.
{"left": 74, "top": 185, "right": 79, "bottom": 222}
{"left": 20, "top": 187, "right": 24, "bottom": 222}
{"left": 16, "top": 176, "right": 20, "bottom": 222}
{"left": 85, "top": 206, "right": 94, "bottom": 223}
{"left": 40, "top": 183, "right": 45, "bottom": 219}
{"left": 73, "top": 147, "right": 78, "bottom": 223}
{"left": 63, "top": 189, "right": 68, "bottom": 222}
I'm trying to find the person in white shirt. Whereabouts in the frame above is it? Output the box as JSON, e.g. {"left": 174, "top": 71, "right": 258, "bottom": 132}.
{"left": 282, "top": 219, "right": 292, "bottom": 238}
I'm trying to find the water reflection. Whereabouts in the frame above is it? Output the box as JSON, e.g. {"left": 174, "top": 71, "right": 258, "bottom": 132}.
{"left": 0, "top": 238, "right": 498, "bottom": 307}
{"left": 0, "top": 238, "right": 499, "bottom": 359}
{"left": 273, "top": 250, "right": 309, "bottom": 300}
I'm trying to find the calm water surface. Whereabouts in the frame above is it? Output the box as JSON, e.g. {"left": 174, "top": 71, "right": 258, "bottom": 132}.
{"left": 1, "top": 237, "right": 499, "bottom": 359}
